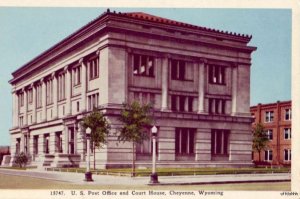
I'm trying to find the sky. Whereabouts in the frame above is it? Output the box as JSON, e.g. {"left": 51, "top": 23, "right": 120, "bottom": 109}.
{"left": 0, "top": 8, "right": 291, "bottom": 146}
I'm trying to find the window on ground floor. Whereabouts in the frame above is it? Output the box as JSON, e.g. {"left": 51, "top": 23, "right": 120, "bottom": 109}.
{"left": 55, "top": 132, "right": 63, "bottom": 153}
{"left": 175, "top": 128, "right": 195, "bottom": 155}
{"left": 211, "top": 129, "right": 229, "bottom": 156}
{"left": 44, "top": 134, "right": 50, "bottom": 154}
{"left": 284, "top": 149, "right": 291, "bottom": 161}
{"left": 33, "top": 135, "right": 38, "bottom": 155}
{"left": 264, "top": 150, "right": 273, "bottom": 161}
{"left": 16, "top": 138, "right": 21, "bottom": 154}
{"left": 136, "top": 129, "right": 158, "bottom": 155}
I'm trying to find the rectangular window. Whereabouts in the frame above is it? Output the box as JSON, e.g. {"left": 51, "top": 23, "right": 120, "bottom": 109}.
{"left": 28, "top": 89, "right": 33, "bottom": 104}
{"left": 44, "top": 134, "right": 50, "bottom": 154}
{"left": 209, "top": 98, "right": 226, "bottom": 114}
{"left": 36, "top": 84, "right": 42, "bottom": 108}
{"left": 211, "top": 129, "right": 229, "bottom": 155}
{"left": 132, "top": 92, "right": 155, "bottom": 106}
{"left": 88, "top": 57, "right": 99, "bottom": 80}
{"left": 16, "top": 138, "right": 21, "bottom": 154}
{"left": 284, "top": 128, "right": 291, "bottom": 140}
{"left": 46, "top": 79, "right": 53, "bottom": 105}
{"left": 171, "top": 60, "right": 186, "bottom": 80}
{"left": 171, "top": 95, "right": 194, "bottom": 112}
{"left": 58, "top": 73, "right": 66, "bottom": 101}
{"left": 88, "top": 93, "right": 99, "bottom": 111}
{"left": 209, "top": 65, "right": 225, "bottom": 84}
{"left": 19, "top": 92, "right": 24, "bottom": 107}
{"left": 175, "top": 128, "right": 195, "bottom": 155}
{"left": 133, "top": 54, "right": 155, "bottom": 77}
{"left": 136, "top": 129, "right": 158, "bottom": 154}
{"left": 77, "top": 101, "right": 80, "bottom": 112}
{"left": 264, "top": 150, "right": 273, "bottom": 161}
{"left": 73, "top": 66, "right": 81, "bottom": 86}
{"left": 19, "top": 116, "right": 24, "bottom": 126}
{"left": 55, "top": 132, "right": 63, "bottom": 153}
{"left": 266, "top": 129, "right": 273, "bottom": 140}
{"left": 285, "top": 108, "right": 291, "bottom": 120}
{"left": 33, "top": 135, "right": 39, "bottom": 155}
{"left": 265, "top": 111, "right": 274, "bottom": 122}
{"left": 284, "top": 149, "right": 291, "bottom": 161}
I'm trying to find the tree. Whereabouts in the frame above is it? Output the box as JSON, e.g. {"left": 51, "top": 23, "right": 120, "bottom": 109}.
{"left": 80, "top": 108, "right": 111, "bottom": 170}
{"left": 118, "top": 100, "right": 153, "bottom": 177}
{"left": 14, "top": 152, "right": 28, "bottom": 168}
{"left": 252, "top": 122, "right": 270, "bottom": 162}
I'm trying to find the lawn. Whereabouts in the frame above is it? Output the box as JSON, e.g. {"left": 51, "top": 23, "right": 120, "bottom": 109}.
{"left": 45, "top": 166, "right": 291, "bottom": 177}
{"left": 0, "top": 173, "right": 291, "bottom": 190}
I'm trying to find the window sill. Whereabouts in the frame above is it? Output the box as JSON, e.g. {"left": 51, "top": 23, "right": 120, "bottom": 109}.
{"left": 133, "top": 74, "right": 155, "bottom": 78}
{"left": 171, "top": 78, "right": 194, "bottom": 82}
{"left": 209, "top": 82, "right": 226, "bottom": 86}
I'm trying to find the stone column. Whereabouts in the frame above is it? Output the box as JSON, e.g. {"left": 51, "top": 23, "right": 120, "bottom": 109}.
{"left": 64, "top": 126, "right": 69, "bottom": 154}
{"left": 231, "top": 64, "right": 238, "bottom": 115}
{"left": 52, "top": 72, "right": 58, "bottom": 119}
{"left": 65, "top": 66, "right": 71, "bottom": 115}
{"left": 198, "top": 59, "right": 206, "bottom": 113}
{"left": 12, "top": 90, "right": 18, "bottom": 128}
{"left": 161, "top": 55, "right": 169, "bottom": 111}
{"left": 41, "top": 78, "right": 47, "bottom": 121}
{"left": 31, "top": 83, "right": 36, "bottom": 124}
{"left": 23, "top": 88, "right": 28, "bottom": 125}
{"left": 80, "top": 58, "right": 87, "bottom": 112}
{"left": 74, "top": 123, "right": 77, "bottom": 154}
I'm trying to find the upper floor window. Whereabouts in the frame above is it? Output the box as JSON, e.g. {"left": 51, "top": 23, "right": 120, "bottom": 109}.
{"left": 88, "top": 57, "right": 99, "bottom": 80}
{"left": 73, "top": 66, "right": 81, "bottom": 86}
{"left": 88, "top": 93, "right": 99, "bottom": 111}
{"left": 175, "top": 128, "right": 195, "bottom": 155}
{"left": 285, "top": 108, "right": 291, "bottom": 121}
{"left": 36, "top": 84, "right": 43, "bottom": 108}
{"left": 19, "top": 92, "right": 24, "bottom": 107}
{"left": 133, "top": 92, "right": 155, "bottom": 105}
{"left": 171, "top": 95, "right": 193, "bottom": 112}
{"left": 211, "top": 129, "right": 229, "bottom": 156}
{"left": 58, "top": 73, "right": 66, "bottom": 101}
{"left": 264, "top": 150, "right": 273, "bottom": 161}
{"left": 266, "top": 129, "right": 273, "bottom": 140}
{"left": 19, "top": 116, "right": 24, "bottom": 126}
{"left": 209, "top": 98, "right": 226, "bottom": 115}
{"left": 209, "top": 65, "right": 225, "bottom": 85}
{"left": 284, "top": 128, "right": 291, "bottom": 140}
{"left": 284, "top": 149, "right": 291, "bottom": 161}
{"left": 46, "top": 79, "right": 53, "bottom": 105}
{"left": 265, "top": 111, "right": 274, "bottom": 123}
{"left": 171, "top": 59, "right": 193, "bottom": 81}
{"left": 133, "top": 54, "right": 154, "bottom": 77}
{"left": 27, "top": 89, "right": 33, "bottom": 104}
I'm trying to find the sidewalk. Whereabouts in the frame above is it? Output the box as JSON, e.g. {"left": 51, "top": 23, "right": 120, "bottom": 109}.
{"left": 0, "top": 168, "right": 291, "bottom": 186}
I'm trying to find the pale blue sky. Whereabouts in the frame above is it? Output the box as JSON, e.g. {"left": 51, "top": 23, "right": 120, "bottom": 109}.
{"left": 0, "top": 8, "right": 291, "bottom": 145}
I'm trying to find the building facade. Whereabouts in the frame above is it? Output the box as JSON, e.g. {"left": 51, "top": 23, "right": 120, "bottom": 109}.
{"left": 9, "top": 10, "right": 256, "bottom": 168}
{"left": 250, "top": 101, "right": 291, "bottom": 165}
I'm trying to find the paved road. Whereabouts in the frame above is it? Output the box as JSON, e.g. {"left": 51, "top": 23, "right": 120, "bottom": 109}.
{"left": 0, "top": 168, "right": 291, "bottom": 186}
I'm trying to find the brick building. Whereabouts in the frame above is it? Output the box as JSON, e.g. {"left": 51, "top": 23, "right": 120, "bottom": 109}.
{"left": 250, "top": 101, "right": 291, "bottom": 165}
{"left": 8, "top": 10, "right": 256, "bottom": 168}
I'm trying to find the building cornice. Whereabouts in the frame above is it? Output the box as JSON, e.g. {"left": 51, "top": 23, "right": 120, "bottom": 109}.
{"left": 9, "top": 9, "right": 256, "bottom": 85}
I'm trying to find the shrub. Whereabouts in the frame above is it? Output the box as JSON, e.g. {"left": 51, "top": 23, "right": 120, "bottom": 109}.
{"left": 14, "top": 152, "right": 28, "bottom": 168}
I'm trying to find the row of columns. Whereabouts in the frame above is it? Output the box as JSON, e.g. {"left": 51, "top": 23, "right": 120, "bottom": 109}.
{"left": 160, "top": 57, "right": 238, "bottom": 114}
{"left": 16, "top": 124, "right": 80, "bottom": 156}
{"left": 12, "top": 59, "right": 89, "bottom": 128}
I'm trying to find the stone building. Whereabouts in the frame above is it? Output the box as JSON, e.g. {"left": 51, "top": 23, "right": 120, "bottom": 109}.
{"left": 9, "top": 10, "right": 256, "bottom": 168}
{"left": 251, "top": 101, "right": 291, "bottom": 165}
